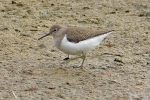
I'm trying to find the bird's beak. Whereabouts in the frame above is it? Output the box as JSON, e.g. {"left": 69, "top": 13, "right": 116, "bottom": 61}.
{"left": 38, "top": 32, "right": 51, "bottom": 40}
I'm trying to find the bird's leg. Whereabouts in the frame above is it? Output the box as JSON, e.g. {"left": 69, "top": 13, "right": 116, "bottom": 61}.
{"left": 64, "top": 53, "right": 84, "bottom": 62}
{"left": 63, "top": 54, "right": 69, "bottom": 60}
{"left": 64, "top": 53, "right": 86, "bottom": 69}
{"left": 65, "top": 55, "right": 82, "bottom": 63}
{"left": 80, "top": 53, "right": 86, "bottom": 69}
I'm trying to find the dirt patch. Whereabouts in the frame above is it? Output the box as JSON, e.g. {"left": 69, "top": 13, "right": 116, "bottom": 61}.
{"left": 0, "top": 0, "right": 150, "bottom": 99}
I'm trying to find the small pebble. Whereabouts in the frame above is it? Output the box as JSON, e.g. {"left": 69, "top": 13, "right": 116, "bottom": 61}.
{"left": 20, "top": 33, "right": 31, "bottom": 37}
{"left": 0, "top": 26, "right": 8, "bottom": 31}
{"left": 38, "top": 44, "right": 46, "bottom": 48}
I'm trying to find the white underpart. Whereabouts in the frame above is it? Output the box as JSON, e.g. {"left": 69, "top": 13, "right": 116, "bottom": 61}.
{"left": 56, "top": 32, "right": 113, "bottom": 55}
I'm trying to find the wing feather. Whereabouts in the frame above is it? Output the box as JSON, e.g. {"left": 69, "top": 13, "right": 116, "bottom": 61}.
{"left": 66, "top": 27, "right": 114, "bottom": 43}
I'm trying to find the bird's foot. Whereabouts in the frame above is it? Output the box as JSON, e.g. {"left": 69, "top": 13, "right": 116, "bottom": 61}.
{"left": 62, "top": 53, "right": 86, "bottom": 70}
{"left": 62, "top": 56, "right": 83, "bottom": 64}
{"left": 63, "top": 57, "right": 69, "bottom": 60}
{"left": 63, "top": 55, "right": 70, "bottom": 60}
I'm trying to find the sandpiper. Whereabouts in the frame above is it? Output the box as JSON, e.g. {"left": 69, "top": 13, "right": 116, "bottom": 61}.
{"left": 38, "top": 24, "right": 114, "bottom": 69}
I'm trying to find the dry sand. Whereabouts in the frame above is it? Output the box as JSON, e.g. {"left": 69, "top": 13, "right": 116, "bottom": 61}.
{"left": 0, "top": 0, "right": 150, "bottom": 99}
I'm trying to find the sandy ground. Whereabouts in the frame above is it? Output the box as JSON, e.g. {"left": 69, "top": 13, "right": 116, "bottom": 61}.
{"left": 0, "top": 0, "right": 150, "bottom": 100}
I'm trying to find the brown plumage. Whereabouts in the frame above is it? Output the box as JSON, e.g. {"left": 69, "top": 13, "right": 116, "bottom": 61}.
{"left": 66, "top": 27, "right": 114, "bottom": 43}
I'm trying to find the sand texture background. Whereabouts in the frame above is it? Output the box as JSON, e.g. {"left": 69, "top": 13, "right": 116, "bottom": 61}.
{"left": 0, "top": 0, "right": 150, "bottom": 99}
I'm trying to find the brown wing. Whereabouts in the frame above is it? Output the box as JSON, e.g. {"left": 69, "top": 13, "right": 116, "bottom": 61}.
{"left": 66, "top": 27, "right": 113, "bottom": 43}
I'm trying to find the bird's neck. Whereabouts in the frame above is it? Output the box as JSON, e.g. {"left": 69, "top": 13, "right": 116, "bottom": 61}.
{"left": 53, "top": 34, "right": 65, "bottom": 47}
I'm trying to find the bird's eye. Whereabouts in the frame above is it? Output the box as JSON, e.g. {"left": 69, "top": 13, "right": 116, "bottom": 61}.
{"left": 53, "top": 28, "right": 57, "bottom": 32}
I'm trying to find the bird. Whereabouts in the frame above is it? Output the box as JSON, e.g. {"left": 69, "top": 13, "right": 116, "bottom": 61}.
{"left": 38, "top": 24, "right": 114, "bottom": 69}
